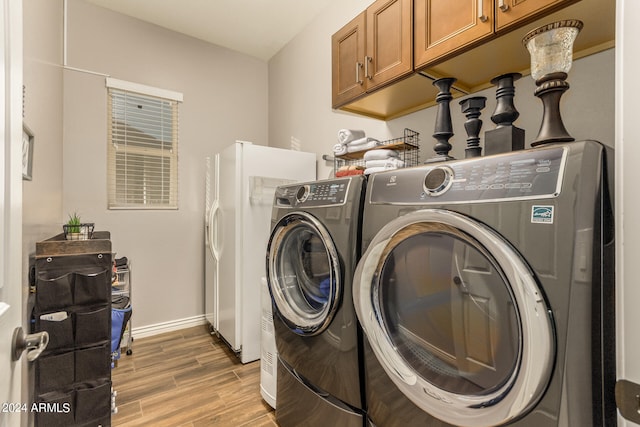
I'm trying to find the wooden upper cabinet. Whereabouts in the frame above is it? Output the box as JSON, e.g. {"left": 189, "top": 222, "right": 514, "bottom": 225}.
{"left": 365, "top": 0, "right": 413, "bottom": 91}
{"left": 496, "top": 0, "right": 575, "bottom": 31}
{"left": 414, "top": 0, "right": 494, "bottom": 69}
{"left": 332, "top": 0, "right": 604, "bottom": 120}
{"left": 332, "top": 0, "right": 412, "bottom": 108}
{"left": 332, "top": 12, "right": 366, "bottom": 108}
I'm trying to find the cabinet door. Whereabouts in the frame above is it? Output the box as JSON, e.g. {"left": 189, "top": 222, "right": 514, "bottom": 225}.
{"left": 365, "top": 0, "right": 413, "bottom": 91}
{"left": 332, "top": 12, "right": 366, "bottom": 108}
{"left": 415, "top": 0, "right": 493, "bottom": 69}
{"left": 495, "top": 0, "right": 575, "bottom": 31}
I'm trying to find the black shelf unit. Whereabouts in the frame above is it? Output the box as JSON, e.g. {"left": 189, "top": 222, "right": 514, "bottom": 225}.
{"left": 31, "top": 232, "right": 112, "bottom": 427}
{"left": 334, "top": 128, "right": 420, "bottom": 174}
{"left": 112, "top": 258, "right": 133, "bottom": 358}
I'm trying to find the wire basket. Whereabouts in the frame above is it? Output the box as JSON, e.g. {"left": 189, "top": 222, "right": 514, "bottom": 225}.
{"left": 63, "top": 223, "right": 95, "bottom": 240}
{"left": 334, "top": 128, "right": 420, "bottom": 176}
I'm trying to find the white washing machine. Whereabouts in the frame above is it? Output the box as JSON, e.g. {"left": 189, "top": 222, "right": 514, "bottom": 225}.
{"left": 353, "top": 141, "right": 616, "bottom": 426}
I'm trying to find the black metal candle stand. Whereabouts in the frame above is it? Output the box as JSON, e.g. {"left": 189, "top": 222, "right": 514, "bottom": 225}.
{"left": 427, "top": 77, "right": 457, "bottom": 163}
{"left": 459, "top": 96, "right": 487, "bottom": 158}
{"left": 485, "top": 72, "right": 525, "bottom": 155}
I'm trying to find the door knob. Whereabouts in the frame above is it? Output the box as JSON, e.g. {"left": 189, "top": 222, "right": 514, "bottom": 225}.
{"left": 11, "top": 327, "right": 49, "bottom": 362}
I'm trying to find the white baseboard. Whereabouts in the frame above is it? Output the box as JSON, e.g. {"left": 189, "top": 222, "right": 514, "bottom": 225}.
{"left": 131, "top": 315, "right": 207, "bottom": 339}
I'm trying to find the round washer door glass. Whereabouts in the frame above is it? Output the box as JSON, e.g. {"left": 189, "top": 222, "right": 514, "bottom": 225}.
{"left": 267, "top": 212, "right": 341, "bottom": 336}
{"left": 380, "top": 225, "right": 518, "bottom": 395}
{"left": 353, "top": 209, "right": 555, "bottom": 427}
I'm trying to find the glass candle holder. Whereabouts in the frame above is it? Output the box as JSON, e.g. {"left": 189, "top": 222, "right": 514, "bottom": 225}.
{"left": 524, "top": 20, "right": 583, "bottom": 81}
{"left": 522, "top": 20, "right": 583, "bottom": 146}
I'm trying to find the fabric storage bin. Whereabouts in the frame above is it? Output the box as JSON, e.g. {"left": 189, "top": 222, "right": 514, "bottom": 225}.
{"left": 74, "top": 269, "right": 109, "bottom": 305}
{"left": 35, "top": 273, "right": 73, "bottom": 311}
{"left": 36, "top": 312, "right": 73, "bottom": 351}
{"left": 33, "top": 390, "right": 74, "bottom": 427}
{"left": 74, "top": 380, "right": 111, "bottom": 424}
{"left": 36, "top": 352, "right": 74, "bottom": 393}
{"left": 75, "top": 306, "right": 110, "bottom": 347}
{"left": 33, "top": 235, "right": 113, "bottom": 427}
{"left": 75, "top": 345, "right": 110, "bottom": 383}
{"left": 111, "top": 296, "right": 132, "bottom": 360}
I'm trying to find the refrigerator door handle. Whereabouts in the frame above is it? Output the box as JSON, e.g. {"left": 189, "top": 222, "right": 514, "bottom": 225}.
{"left": 208, "top": 200, "right": 221, "bottom": 260}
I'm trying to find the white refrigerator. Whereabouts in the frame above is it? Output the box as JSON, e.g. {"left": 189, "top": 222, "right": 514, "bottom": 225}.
{"left": 205, "top": 141, "right": 316, "bottom": 363}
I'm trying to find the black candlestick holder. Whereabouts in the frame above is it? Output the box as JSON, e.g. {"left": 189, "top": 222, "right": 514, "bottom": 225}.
{"left": 530, "top": 72, "right": 574, "bottom": 146}
{"left": 427, "top": 77, "right": 456, "bottom": 163}
{"left": 484, "top": 72, "right": 525, "bottom": 155}
{"left": 459, "top": 96, "right": 486, "bottom": 158}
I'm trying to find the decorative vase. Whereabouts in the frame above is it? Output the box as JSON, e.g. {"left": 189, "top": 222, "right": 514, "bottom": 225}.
{"left": 523, "top": 19, "right": 583, "bottom": 146}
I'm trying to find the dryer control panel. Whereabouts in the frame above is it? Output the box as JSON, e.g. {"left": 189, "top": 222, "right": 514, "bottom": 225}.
{"left": 370, "top": 146, "right": 567, "bottom": 204}
{"left": 275, "top": 178, "right": 352, "bottom": 207}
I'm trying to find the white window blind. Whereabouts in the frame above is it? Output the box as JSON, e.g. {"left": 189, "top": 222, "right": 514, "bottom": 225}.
{"left": 107, "top": 82, "right": 180, "bottom": 209}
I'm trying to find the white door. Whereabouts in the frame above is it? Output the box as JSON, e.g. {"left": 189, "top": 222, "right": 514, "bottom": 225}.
{"left": 0, "top": 1, "right": 24, "bottom": 426}
{"left": 616, "top": 1, "right": 640, "bottom": 425}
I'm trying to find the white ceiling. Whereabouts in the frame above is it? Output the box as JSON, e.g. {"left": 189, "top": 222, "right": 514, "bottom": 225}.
{"left": 82, "top": 0, "right": 334, "bottom": 61}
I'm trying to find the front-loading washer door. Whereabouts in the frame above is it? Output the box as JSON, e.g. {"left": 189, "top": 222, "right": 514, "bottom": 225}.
{"left": 267, "top": 212, "right": 341, "bottom": 336}
{"left": 353, "top": 209, "right": 555, "bottom": 427}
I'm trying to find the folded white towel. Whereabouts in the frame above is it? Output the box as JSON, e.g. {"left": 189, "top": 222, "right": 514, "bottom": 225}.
{"left": 337, "top": 129, "right": 366, "bottom": 145}
{"left": 347, "top": 139, "right": 380, "bottom": 153}
{"left": 333, "top": 143, "right": 347, "bottom": 156}
{"left": 363, "top": 149, "right": 399, "bottom": 160}
{"left": 347, "top": 136, "right": 379, "bottom": 147}
{"left": 364, "top": 166, "right": 398, "bottom": 175}
{"left": 365, "top": 158, "right": 405, "bottom": 169}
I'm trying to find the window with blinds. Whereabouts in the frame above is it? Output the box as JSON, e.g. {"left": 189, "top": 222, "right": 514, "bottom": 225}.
{"left": 107, "top": 79, "right": 181, "bottom": 209}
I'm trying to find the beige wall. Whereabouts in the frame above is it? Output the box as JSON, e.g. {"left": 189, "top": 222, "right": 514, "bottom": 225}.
{"left": 22, "top": 0, "right": 64, "bottom": 277}
{"left": 22, "top": 0, "right": 64, "bottom": 418}
{"left": 63, "top": 0, "right": 269, "bottom": 329}
{"left": 269, "top": 1, "right": 615, "bottom": 178}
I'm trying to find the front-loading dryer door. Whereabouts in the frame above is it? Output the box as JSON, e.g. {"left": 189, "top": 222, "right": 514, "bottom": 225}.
{"left": 267, "top": 211, "right": 341, "bottom": 336}
{"left": 354, "top": 208, "right": 555, "bottom": 427}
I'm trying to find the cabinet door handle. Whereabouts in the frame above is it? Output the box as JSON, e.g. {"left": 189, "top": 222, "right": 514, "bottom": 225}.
{"left": 498, "top": 0, "right": 509, "bottom": 12}
{"left": 365, "top": 56, "right": 372, "bottom": 80}
{"left": 478, "top": 0, "right": 489, "bottom": 22}
{"left": 356, "top": 61, "right": 363, "bottom": 85}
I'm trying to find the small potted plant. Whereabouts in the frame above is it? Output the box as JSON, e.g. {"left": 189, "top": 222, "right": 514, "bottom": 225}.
{"left": 63, "top": 212, "right": 94, "bottom": 240}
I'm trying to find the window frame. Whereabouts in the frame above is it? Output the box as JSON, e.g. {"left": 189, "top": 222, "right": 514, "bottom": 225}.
{"left": 106, "top": 78, "right": 183, "bottom": 210}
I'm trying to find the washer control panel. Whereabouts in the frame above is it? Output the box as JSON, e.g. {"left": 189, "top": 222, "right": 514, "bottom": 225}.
{"left": 369, "top": 147, "right": 567, "bottom": 204}
{"left": 276, "top": 178, "right": 351, "bottom": 207}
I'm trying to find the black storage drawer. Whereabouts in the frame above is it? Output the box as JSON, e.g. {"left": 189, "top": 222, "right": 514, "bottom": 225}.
{"left": 33, "top": 391, "right": 74, "bottom": 427}
{"left": 36, "top": 312, "right": 74, "bottom": 351}
{"left": 34, "top": 379, "right": 112, "bottom": 427}
{"left": 75, "top": 307, "right": 110, "bottom": 347}
{"left": 35, "top": 273, "right": 73, "bottom": 311}
{"left": 32, "top": 233, "right": 112, "bottom": 427}
{"left": 36, "top": 352, "right": 74, "bottom": 393}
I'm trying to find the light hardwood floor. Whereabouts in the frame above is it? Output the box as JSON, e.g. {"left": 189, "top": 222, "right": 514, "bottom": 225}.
{"left": 111, "top": 325, "right": 276, "bottom": 426}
